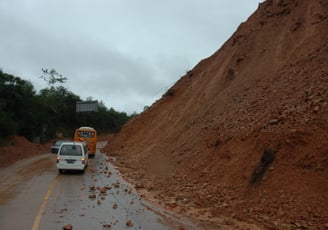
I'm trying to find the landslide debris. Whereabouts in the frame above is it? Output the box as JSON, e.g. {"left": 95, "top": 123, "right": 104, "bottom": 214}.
{"left": 103, "top": 0, "right": 328, "bottom": 229}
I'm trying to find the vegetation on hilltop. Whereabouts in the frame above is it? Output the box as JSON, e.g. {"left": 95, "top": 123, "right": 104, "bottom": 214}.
{"left": 0, "top": 69, "right": 132, "bottom": 143}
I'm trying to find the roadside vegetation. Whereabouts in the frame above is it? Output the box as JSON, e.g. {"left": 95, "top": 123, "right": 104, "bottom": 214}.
{"left": 0, "top": 69, "right": 133, "bottom": 143}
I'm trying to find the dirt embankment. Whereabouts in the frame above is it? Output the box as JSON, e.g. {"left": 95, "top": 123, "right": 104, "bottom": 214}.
{"left": 0, "top": 136, "right": 52, "bottom": 168}
{"left": 103, "top": 0, "right": 328, "bottom": 229}
{"left": 0, "top": 134, "right": 112, "bottom": 168}
{"left": 1, "top": 1, "right": 327, "bottom": 229}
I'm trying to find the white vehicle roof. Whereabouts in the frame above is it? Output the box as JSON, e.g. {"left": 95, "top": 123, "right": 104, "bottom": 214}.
{"left": 60, "top": 141, "right": 86, "bottom": 145}
{"left": 78, "top": 127, "right": 96, "bottom": 131}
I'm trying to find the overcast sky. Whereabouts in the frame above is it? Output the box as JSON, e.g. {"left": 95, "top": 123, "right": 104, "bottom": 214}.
{"left": 0, "top": 0, "right": 262, "bottom": 114}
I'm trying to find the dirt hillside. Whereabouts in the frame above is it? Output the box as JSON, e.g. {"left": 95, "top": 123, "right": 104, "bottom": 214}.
{"left": 0, "top": 136, "right": 52, "bottom": 168}
{"left": 103, "top": 0, "right": 328, "bottom": 229}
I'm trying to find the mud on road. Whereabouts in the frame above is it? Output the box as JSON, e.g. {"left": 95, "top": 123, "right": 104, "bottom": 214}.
{"left": 0, "top": 142, "right": 200, "bottom": 230}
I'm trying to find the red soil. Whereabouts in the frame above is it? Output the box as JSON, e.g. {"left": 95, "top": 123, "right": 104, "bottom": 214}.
{"left": 103, "top": 0, "right": 328, "bottom": 229}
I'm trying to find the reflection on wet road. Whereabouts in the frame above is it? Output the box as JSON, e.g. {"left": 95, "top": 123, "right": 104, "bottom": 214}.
{"left": 0, "top": 142, "right": 193, "bottom": 230}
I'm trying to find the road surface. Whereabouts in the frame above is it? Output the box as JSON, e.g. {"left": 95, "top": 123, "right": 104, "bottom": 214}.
{"left": 0, "top": 142, "right": 196, "bottom": 230}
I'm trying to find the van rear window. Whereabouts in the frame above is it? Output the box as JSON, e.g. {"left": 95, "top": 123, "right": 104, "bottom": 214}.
{"left": 60, "top": 145, "right": 82, "bottom": 156}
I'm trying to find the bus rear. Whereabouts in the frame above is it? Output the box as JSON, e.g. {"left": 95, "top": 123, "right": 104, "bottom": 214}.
{"left": 74, "top": 127, "right": 97, "bottom": 157}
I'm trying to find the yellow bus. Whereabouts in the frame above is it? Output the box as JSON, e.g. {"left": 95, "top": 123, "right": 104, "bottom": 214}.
{"left": 74, "top": 127, "right": 97, "bottom": 157}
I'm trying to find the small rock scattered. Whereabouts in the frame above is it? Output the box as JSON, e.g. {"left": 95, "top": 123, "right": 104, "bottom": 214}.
{"left": 63, "top": 224, "right": 73, "bottom": 230}
{"left": 126, "top": 219, "right": 134, "bottom": 227}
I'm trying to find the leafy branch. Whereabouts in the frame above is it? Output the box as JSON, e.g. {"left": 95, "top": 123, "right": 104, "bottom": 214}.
{"left": 40, "top": 68, "right": 67, "bottom": 86}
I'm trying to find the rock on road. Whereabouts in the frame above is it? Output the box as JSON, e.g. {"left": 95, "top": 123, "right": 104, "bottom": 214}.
{"left": 0, "top": 142, "right": 197, "bottom": 230}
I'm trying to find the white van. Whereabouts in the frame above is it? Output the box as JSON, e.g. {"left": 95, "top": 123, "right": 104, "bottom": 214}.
{"left": 56, "top": 142, "right": 88, "bottom": 173}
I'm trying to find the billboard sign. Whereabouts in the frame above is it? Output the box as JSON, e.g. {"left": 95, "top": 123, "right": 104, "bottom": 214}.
{"left": 76, "top": 101, "right": 99, "bottom": 112}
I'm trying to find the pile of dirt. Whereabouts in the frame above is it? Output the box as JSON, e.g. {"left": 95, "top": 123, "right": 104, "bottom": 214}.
{"left": 0, "top": 136, "right": 52, "bottom": 168}
{"left": 103, "top": 0, "right": 328, "bottom": 229}
{"left": 0, "top": 134, "right": 112, "bottom": 169}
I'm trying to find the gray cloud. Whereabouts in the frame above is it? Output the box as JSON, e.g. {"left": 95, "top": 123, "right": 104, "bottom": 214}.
{"left": 0, "top": 0, "right": 262, "bottom": 114}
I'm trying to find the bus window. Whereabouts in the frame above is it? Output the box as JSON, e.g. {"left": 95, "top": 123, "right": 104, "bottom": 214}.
{"left": 77, "top": 131, "right": 95, "bottom": 138}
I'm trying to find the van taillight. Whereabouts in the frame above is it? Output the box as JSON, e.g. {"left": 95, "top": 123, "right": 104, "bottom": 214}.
{"left": 82, "top": 157, "right": 85, "bottom": 164}
{"left": 56, "top": 156, "right": 60, "bottom": 163}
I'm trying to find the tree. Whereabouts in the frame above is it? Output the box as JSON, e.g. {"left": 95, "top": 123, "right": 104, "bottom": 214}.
{"left": 0, "top": 70, "right": 37, "bottom": 141}
{"left": 37, "top": 86, "right": 81, "bottom": 139}
{"left": 0, "top": 69, "right": 133, "bottom": 142}
{"left": 40, "top": 68, "right": 67, "bottom": 86}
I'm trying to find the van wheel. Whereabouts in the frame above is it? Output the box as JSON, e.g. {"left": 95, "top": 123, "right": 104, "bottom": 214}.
{"left": 58, "top": 169, "right": 63, "bottom": 174}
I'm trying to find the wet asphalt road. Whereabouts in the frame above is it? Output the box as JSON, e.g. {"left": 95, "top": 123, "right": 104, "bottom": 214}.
{"left": 0, "top": 142, "right": 195, "bottom": 230}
